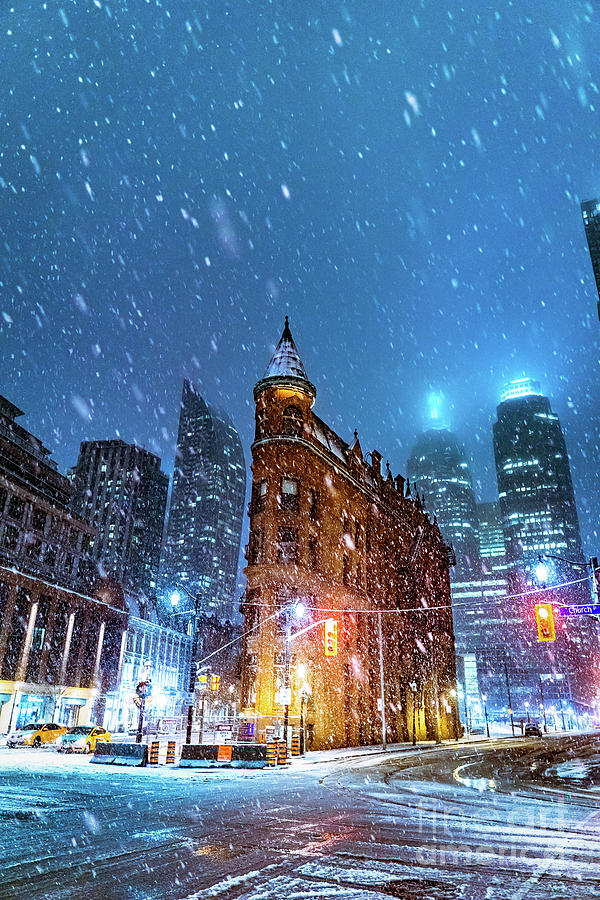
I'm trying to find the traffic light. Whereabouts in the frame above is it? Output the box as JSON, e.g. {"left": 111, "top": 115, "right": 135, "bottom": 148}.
{"left": 210, "top": 674, "right": 220, "bottom": 691}
{"left": 534, "top": 603, "right": 556, "bottom": 642}
{"left": 324, "top": 618, "right": 338, "bottom": 656}
{"left": 197, "top": 673, "right": 208, "bottom": 690}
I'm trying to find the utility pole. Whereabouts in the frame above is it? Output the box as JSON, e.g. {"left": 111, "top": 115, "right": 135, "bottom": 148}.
{"left": 377, "top": 612, "right": 387, "bottom": 750}
{"left": 504, "top": 660, "right": 515, "bottom": 736}
{"left": 283, "top": 614, "right": 292, "bottom": 748}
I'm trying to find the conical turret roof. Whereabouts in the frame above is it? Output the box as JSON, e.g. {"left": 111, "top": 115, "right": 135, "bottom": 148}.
{"left": 255, "top": 317, "right": 316, "bottom": 402}
{"left": 263, "top": 317, "right": 309, "bottom": 380}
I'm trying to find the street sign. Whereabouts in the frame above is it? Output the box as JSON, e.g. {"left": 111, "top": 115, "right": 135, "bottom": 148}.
{"left": 559, "top": 604, "right": 600, "bottom": 617}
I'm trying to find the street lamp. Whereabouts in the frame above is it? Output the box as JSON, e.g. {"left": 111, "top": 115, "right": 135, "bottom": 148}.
{"left": 168, "top": 583, "right": 203, "bottom": 743}
{"left": 481, "top": 693, "right": 490, "bottom": 738}
{"left": 409, "top": 681, "right": 418, "bottom": 745}
{"left": 524, "top": 701, "right": 530, "bottom": 724}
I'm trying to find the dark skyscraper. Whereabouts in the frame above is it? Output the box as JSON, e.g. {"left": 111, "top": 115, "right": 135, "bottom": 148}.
{"left": 581, "top": 199, "right": 600, "bottom": 320}
{"left": 71, "top": 440, "right": 168, "bottom": 599}
{"left": 492, "top": 378, "right": 597, "bottom": 709}
{"left": 159, "top": 380, "right": 246, "bottom": 623}
{"left": 407, "top": 427, "right": 480, "bottom": 580}
{"left": 493, "top": 378, "right": 585, "bottom": 584}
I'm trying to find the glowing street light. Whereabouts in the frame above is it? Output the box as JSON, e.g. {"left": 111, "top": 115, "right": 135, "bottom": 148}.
{"left": 535, "top": 559, "right": 550, "bottom": 584}
{"left": 169, "top": 589, "right": 182, "bottom": 608}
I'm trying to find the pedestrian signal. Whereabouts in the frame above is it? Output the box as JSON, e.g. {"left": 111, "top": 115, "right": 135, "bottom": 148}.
{"left": 324, "top": 618, "right": 338, "bottom": 656}
{"left": 210, "top": 674, "right": 220, "bottom": 691}
{"left": 534, "top": 603, "right": 556, "bottom": 642}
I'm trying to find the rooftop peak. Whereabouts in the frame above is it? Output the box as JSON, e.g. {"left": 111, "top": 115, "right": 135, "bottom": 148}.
{"left": 263, "top": 317, "right": 309, "bottom": 382}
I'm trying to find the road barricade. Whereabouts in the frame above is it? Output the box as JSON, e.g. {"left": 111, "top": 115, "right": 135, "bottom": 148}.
{"left": 90, "top": 742, "right": 148, "bottom": 767}
{"left": 166, "top": 741, "right": 176, "bottom": 765}
{"left": 277, "top": 741, "right": 289, "bottom": 765}
{"left": 179, "top": 743, "right": 270, "bottom": 769}
{"left": 148, "top": 741, "right": 160, "bottom": 765}
{"left": 266, "top": 743, "right": 278, "bottom": 767}
{"left": 291, "top": 734, "right": 301, "bottom": 757}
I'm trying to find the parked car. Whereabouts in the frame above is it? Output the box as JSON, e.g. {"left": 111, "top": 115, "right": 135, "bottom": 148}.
{"left": 468, "top": 725, "right": 486, "bottom": 735}
{"left": 524, "top": 723, "right": 543, "bottom": 737}
{"left": 6, "top": 722, "right": 67, "bottom": 748}
{"left": 57, "top": 725, "right": 111, "bottom": 753}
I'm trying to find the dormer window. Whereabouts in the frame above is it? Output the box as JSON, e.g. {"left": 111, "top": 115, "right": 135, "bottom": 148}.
{"left": 282, "top": 405, "right": 303, "bottom": 437}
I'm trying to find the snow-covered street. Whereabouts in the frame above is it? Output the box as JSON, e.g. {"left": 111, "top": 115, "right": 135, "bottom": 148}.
{"left": 1, "top": 734, "right": 599, "bottom": 899}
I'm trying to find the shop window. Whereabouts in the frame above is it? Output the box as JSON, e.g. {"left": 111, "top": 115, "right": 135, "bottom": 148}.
{"left": 280, "top": 477, "right": 299, "bottom": 511}
{"left": 282, "top": 405, "right": 303, "bottom": 437}
{"left": 277, "top": 527, "right": 298, "bottom": 564}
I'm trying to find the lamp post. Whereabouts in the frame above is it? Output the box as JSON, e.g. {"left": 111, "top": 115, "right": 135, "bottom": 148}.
{"left": 169, "top": 584, "right": 202, "bottom": 744}
{"left": 539, "top": 676, "right": 548, "bottom": 732}
{"left": 481, "top": 693, "right": 490, "bottom": 738}
{"left": 525, "top": 701, "right": 530, "bottom": 724}
{"left": 410, "top": 681, "right": 418, "bottom": 745}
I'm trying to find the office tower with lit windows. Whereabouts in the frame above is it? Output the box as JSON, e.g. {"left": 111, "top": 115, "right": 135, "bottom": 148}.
{"left": 492, "top": 378, "right": 597, "bottom": 710}
{"left": 580, "top": 199, "right": 600, "bottom": 319}
{"left": 407, "top": 428, "right": 480, "bottom": 582}
{"left": 493, "top": 378, "right": 586, "bottom": 585}
{"left": 71, "top": 440, "right": 168, "bottom": 598}
{"left": 159, "top": 380, "right": 246, "bottom": 624}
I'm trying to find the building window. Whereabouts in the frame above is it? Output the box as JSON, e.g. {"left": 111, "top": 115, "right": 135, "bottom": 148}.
{"left": 308, "top": 536, "right": 318, "bottom": 571}
{"left": 280, "top": 478, "right": 299, "bottom": 511}
{"left": 343, "top": 553, "right": 350, "bottom": 585}
{"left": 3, "top": 525, "right": 19, "bottom": 551}
{"left": 252, "top": 480, "right": 267, "bottom": 513}
{"left": 277, "top": 527, "right": 298, "bottom": 564}
{"left": 0, "top": 488, "right": 6, "bottom": 515}
{"left": 31, "top": 508, "right": 47, "bottom": 532}
{"left": 282, "top": 405, "right": 303, "bottom": 437}
{"left": 248, "top": 528, "right": 264, "bottom": 565}
{"left": 25, "top": 537, "right": 43, "bottom": 561}
{"left": 308, "top": 489, "right": 319, "bottom": 522}
{"left": 255, "top": 408, "right": 268, "bottom": 440}
{"left": 44, "top": 546, "right": 57, "bottom": 569}
{"left": 7, "top": 495, "right": 25, "bottom": 521}
{"left": 245, "top": 589, "right": 261, "bottom": 631}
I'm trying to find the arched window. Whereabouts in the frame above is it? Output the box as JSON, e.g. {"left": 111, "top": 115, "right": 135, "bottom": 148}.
{"left": 282, "top": 405, "right": 303, "bottom": 437}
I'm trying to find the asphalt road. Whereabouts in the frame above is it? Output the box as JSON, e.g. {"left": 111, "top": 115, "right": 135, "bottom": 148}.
{"left": 1, "top": 735, "right": 600, "bottom": 900}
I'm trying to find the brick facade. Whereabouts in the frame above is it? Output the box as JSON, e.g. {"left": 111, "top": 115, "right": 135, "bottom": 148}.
{"left": 241, "top": 320, "right": 460, "bottom": 749}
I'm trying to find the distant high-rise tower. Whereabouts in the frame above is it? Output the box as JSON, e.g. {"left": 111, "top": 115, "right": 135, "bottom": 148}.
{"left": 477, "top": 501, "right": 507, "bottom": 577}
{"left": 493, "top": 378, "right": 585, "bottom": 583}
{"left": 492, "top": 378, "right": 597, "bottom": 708}
{"left": 159, "top": 380, "right": 246, "bottom": 623}
{"left": 407, "top": 428, "right": 480, "bottom": 579}
{"left": 580, "top": 199, "right": 600, "bottom": 320}
{"left": 71, "top": 440, "right": 168, "bottom": 598}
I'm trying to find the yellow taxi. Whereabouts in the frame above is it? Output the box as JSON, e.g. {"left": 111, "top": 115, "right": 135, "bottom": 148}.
{"left": 57, "top": 724, "right": 111, "bottom": 753}
{"left": 7, "top": 722, "right": 67, "bottom": 748}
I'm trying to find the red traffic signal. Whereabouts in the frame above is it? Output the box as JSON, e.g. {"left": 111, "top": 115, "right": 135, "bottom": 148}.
{"left": 210, "top": 674, "right": 221, "bottom": 691}
{"left": 534, "top": 603, "right": 556, "bottom": 642}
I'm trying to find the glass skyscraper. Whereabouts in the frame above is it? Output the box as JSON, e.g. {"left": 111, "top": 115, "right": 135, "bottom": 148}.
{"left": 407, "top": 428, "right": 480, "bottom": 581}
{"left": 159, "top": 380, "right": 246, "bottom": 624}
{"left": 581, "top": 198, "right": 600, "bottom": 320}
{"left": 492, "top": 378, "right": 597, "bottom": 710}
{"left": 71, "top": 440, "right": 169, "bottom": 599}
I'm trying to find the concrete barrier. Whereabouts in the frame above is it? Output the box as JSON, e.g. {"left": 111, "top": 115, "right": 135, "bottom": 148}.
{"left": 90, "top": 742, "right": 148, "bottom": 767}
{"left": 179, "top": 743, "right": 269, "bottom": 769}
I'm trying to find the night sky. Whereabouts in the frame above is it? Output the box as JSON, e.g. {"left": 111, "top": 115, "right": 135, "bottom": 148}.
{"left": 1, "top": 2, "right": 600, "bottom": 553}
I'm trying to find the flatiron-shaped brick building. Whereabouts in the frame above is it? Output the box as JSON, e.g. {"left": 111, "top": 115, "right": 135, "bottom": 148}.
{"left": 241, "top": 320, "right": 459, "bottom": 749}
